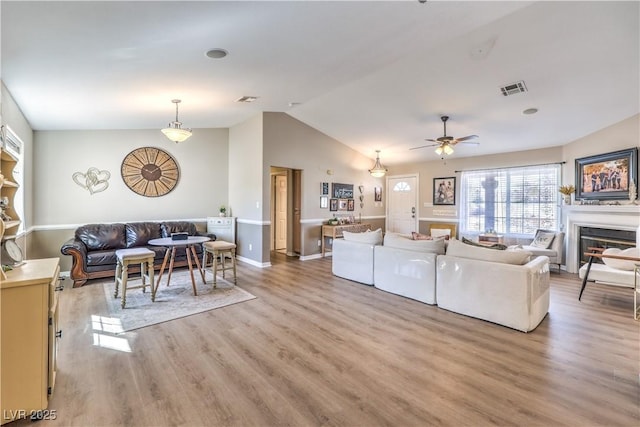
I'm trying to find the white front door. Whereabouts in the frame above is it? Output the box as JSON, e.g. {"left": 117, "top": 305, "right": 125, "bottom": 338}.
{"left": 386, "top": 175, "right": 418, "bottom": 234}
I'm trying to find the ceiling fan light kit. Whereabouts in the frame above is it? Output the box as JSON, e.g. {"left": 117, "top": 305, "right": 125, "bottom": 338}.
{"left": 410, "top": 115, "right": 479, "bottom": 156}
{"left": 369, "top": 150, "right": 388, "bottom": 178}
{"left": 161, "top": 99, "right": 192, "bottom": 143}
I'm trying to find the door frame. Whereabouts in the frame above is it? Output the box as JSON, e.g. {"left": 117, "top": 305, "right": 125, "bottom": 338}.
{"left": 385, "top": 173, "right": 420, "bottom": 233}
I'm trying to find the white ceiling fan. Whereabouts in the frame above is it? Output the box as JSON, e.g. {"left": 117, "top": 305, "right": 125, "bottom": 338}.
{"left": 411, "top": 115, "right": 479, "bottom": 155}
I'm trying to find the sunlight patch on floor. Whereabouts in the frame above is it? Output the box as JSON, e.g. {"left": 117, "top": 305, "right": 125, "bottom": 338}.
{"left": 91, "top": 315, "right": 131, "bottom": 353}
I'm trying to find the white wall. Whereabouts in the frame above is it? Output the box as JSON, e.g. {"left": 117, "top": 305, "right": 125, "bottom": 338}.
{"left": 34, "top": 128, "right": 228, "bottom": 225}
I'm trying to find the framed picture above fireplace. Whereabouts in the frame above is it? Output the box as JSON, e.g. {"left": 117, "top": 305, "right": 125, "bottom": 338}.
{"left": 575, "top": 148, "right": 638, "bottom": 201}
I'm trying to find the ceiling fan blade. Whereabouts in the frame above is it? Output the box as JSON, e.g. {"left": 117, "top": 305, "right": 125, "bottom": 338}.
{"left": 410, "top": 143, "right": 439, "bottom": 150}
{"left": 424, "top": 138, "right": 438, "bottom": 142}
{"left": 456, "top": 135, "right": 479, "bottom": 142}
{"left": 459, "top": 140, "right": 480, "bottom": 145}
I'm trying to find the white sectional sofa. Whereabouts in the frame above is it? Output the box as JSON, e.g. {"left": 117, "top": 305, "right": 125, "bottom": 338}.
{"left": 373, "top": 233, "right": 444, "bottom": 305}
{"left": 437, "top": 240, "right": 550, "bottom": 332}
{"left": 331, "top": 228, "right": 383, "bottom": 285}
{"left": 331, "top": 231, "right": 551, "bottom": 332}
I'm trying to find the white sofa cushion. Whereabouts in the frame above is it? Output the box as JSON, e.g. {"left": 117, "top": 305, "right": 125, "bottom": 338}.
{"left": 447, "top": 239, "right": 532, "bottom": 265}
{"left": 601, "top": 247, "right": 640, "bottom": 271}
{"left": 343, "top": 228, "right": 383, "bottom": 245}
{"left": 384, "top": 232, "right": 445, "bottom": 254}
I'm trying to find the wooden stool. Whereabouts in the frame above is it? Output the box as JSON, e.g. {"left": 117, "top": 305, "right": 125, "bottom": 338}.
{"left": 202, "top": 241, "right": 237, "bottom": 287}
{"left": 114, "top": 248, "right": 155, "bottom": 308}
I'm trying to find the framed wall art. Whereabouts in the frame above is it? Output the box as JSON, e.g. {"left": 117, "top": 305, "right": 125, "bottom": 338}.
{"left": 347, "top": 199, "right": 355, "bottom": 211}
{"left": 338, "top": 199, "right": 348, "bottom": 211}
{"left": 321, "top": 182, "right": 329, "bottom": 195}
{"left": 575, "top": 148, "right": 638, "bottom": 201}
{"left": 330, "top": 198, "right": 338, "bottom": 211}
{"left": 374, "top": 186, "right": 382, "bottom": 202}
{"left": 433, "top": 177, "right": 456, "bottom": 205}
{"left": 320, "top": 196, "right": 328, "bottom": 209}
{"left": 332, "top": 183, "right": 354, "bottom": 199}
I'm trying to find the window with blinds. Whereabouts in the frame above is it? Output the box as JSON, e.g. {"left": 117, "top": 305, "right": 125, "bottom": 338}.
{"left": 460, "top": 164, "right": 561, "bottom": 236}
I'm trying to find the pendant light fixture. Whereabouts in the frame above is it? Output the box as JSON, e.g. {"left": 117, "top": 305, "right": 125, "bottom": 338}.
{"left": 161, "top": 99, "right": 192, "bottom": 143}
{"left": 368, "top": 150, "right": 388, "bottom": 178}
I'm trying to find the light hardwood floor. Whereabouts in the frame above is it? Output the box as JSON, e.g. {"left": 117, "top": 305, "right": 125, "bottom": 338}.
{"left": 15, "top": 256, "right": 640, "bottom": 426}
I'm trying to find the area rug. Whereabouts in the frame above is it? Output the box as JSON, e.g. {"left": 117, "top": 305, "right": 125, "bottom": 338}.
{"left": 101, "top": 270, "right": 256, "bottom": 332}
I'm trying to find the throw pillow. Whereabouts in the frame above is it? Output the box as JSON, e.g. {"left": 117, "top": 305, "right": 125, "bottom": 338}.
{"left": 430, "top": 228, "right": 451, "bottom": 240}
{"left": 384, "top": 232, "right": 445, "bottom": 254}
{"left": 343, "top": 228, "right": 383, "bottom": 245}
{"left": 601, "top": 247, "right": 640, "bottom": 271}
{"left": 531, "top": 230, "right": 556, "bottom": 249}
{"left": 447, "top": 239, "right": 532, "bottom": 265}
{"left": 411, "top": 232, "right": 433, "bottom": 240}
{"left": 462, "top": 237, "right": 508, "bottom": 251}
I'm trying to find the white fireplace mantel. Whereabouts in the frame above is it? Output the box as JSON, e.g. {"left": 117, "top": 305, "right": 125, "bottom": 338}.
{"left": 563, "top": 204, "right": 640, "bottom": 273}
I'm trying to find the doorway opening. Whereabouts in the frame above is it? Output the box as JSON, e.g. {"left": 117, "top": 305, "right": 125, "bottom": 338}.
{"left": 270, "top": 167, "right": 302, "bottom": 263}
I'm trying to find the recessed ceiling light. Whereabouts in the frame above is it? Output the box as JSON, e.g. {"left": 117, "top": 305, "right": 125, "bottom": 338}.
{"left": 205, "top": 48, "right": 228, "bottom": 59}
{"left": 523, "top": 108, "right": 538, "bottom": 115}
{"left": 235, "top": 96, "right": 258, "bottom": 103}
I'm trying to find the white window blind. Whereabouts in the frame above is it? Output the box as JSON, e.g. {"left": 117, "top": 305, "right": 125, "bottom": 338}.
{"left": 460, "top": 164, "right": 561, "bottom": 236}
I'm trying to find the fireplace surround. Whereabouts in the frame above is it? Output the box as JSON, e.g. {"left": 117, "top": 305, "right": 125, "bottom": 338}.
{"left": 563, "top": 205, "right": 640, "bottom": 273}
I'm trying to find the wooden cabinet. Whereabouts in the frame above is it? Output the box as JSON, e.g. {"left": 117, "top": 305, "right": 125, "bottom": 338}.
{"left": 321, "top": 223, "right": 372, "bottom": 256}
{"left": 1, "top": 258, "right": 61, "bottom": 425}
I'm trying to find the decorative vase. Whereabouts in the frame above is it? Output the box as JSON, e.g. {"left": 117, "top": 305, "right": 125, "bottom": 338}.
{"left": 219, "top": 212, "right": 226, "bottom": 217}
{"left": 563, "top": 194, "right": 572, "bottom": 205}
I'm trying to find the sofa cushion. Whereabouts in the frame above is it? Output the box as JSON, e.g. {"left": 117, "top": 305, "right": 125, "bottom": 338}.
{"left": 601, "top": 247, "right": 640, "bottom": 271}
{"left": 343, "top": 228, "right": 383, "bottom": 245}
{"left": 126, "top": 222, "right": 162, "bottom": 248}
{"left": 161, "top": 221, "right": 197, "bottom": 237}
{"left": 447, "top": 238, "right": 531, "bottom": 265}
{"left": 76, "top": 223, "right": 127, "bottom": 251}
{"left": 384, "top": 232, "right": 445, "bottom": 254}
{"left": 531, "top": 230, "right": 556, "bottom": 249}
{"left": 86, "top": 249, "right": 119, "bottom": 266}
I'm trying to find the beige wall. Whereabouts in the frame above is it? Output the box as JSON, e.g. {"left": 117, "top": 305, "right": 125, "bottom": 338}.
{"left": 262, "top": 112, "right": 386, "bottom": 259}
{"left": 34, "top": 128, "right": 228, "bottom": 225}
{"left": 562, "top": 113, "right": 639, "bottom": 196}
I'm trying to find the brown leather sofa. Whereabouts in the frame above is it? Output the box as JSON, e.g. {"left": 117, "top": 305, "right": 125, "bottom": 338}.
{"left": 61, "top": 221, "right": 215, "bottom": 287}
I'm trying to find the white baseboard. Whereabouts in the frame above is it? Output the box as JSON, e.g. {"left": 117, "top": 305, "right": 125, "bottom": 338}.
{"left": 299, "top": 253, "right": 324, "bottom": 261}
{"left": 237, "top": 256, "right": 271, "bottom": 268}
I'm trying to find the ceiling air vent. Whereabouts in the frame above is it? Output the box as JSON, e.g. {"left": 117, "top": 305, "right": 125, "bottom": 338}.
{"left": 235, "top": 96, "right": 259, "bottom": 103}
{"left": 500, "top": 81, "right": 527, "bottom": 96}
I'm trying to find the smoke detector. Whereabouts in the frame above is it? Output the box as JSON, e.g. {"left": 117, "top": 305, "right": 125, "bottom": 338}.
{"left": 500, "top": 81, "right": 527, "bottom": 96}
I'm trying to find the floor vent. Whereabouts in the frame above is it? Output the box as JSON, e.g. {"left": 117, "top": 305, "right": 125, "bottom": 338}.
{"left": 500, "top": 81, "right": 527, "bottom": 96}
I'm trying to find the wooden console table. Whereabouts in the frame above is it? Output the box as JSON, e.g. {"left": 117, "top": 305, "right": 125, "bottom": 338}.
{"left": 321, "top": 223, "right": 371, "bottom": 257}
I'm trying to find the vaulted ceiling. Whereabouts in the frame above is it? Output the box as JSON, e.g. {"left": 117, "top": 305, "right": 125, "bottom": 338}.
{"left": 2, "top": 1, "right": 638, "bottom": 165}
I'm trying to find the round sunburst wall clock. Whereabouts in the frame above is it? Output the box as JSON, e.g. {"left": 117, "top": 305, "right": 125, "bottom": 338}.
{"left": 121, "top": 147, "right": 180, "bottom": 197}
